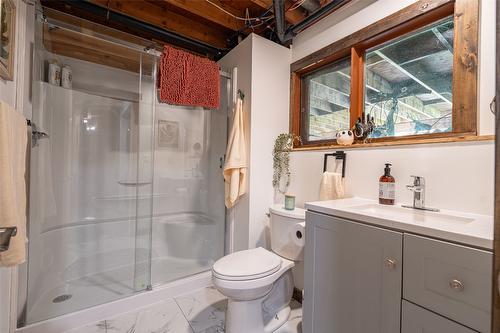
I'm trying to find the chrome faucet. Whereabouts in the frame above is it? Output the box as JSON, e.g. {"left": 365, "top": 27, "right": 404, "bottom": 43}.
{"left": 402, "top": 176, "right": 439, "bottom": 212}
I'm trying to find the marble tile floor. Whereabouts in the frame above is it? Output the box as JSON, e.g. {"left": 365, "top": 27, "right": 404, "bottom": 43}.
{"left": 64, "top": 286, "right": 302, "bottom": 333}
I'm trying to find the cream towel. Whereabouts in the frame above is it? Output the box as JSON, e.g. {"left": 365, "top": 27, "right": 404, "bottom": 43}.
{"left": 319, "top": 172, "right": 345, "bottom": 201}
{"left": 223, "top": 97, "right": 247, "bottom": 208}
{"left": 0, "top": 101, "right": 28, "bottom": 266}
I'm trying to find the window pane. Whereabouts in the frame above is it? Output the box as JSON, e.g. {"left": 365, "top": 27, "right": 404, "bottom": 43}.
{"left": 364, "top": 16, "right": 454, "bottom": 138}
{"left": 303, "top": 57, "right": 351, "bottom": 142}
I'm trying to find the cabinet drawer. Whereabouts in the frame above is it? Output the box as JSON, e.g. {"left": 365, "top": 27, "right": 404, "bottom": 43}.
{"left": 402, "top": 300, "right": 476, "bottom": 333}
{"left": 403, "top": 234, "right": 492, "bottom": 333}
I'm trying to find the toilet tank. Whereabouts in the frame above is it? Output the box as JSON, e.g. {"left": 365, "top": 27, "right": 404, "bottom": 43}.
{"left": 269, "top": 204, "right": 306, "bottom": 261}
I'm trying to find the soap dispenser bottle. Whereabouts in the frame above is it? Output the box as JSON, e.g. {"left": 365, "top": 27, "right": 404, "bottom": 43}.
{"left": 379, "top": 163, "right": 395, "bottom": 205}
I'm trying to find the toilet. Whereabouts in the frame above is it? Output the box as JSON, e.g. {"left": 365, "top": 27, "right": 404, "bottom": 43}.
{"left": 212, "top": 204, "right": 306, "bottom": 333}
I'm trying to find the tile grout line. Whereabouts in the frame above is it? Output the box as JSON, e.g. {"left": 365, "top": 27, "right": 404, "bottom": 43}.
{"left": 174, "top": 297, "right": 196, "bottom": 333}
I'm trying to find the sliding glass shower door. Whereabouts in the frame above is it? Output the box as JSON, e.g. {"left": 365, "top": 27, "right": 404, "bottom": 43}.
{"left": 151, "top": 76, "right": 228, "bottom": 286}
{"left": 21, "top": 18, "right": 155, "bottom": 325}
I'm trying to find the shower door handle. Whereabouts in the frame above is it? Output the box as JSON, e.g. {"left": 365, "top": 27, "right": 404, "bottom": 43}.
{"left": 118, "top": 181, "right": 152, "bottom": 187}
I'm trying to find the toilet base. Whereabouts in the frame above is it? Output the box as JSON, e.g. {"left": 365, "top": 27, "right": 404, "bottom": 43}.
{"left": 226, "top": 297, "right": 265, "bottom": 333}
{"left": 264, "top": 306, "right": 291, "bottom": 333}
{"left": 225, "top": 296, "right": 291, "bottom": 333}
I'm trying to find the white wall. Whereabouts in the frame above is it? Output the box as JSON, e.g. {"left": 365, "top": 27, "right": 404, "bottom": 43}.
{"left": 248, "top": 36, "right": 291, "bottom": 248}
{"left": 237, "top": 0, "right": 495, "bottom": 290}
{"left": 0, "top": 1, "right": 34, "bottom": 332}
{"left": 218, "top": 34, "right": 292, "bottom": 251}
{"left": 218, "top": 35, "right": 253, "bottom": 252}
{"left": 287, "top": 0, "right": 496, "bottom": 216}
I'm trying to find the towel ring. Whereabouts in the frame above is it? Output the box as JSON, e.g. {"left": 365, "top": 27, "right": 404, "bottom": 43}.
{"left": 323, "top": 151, "right": 346, "bottom": 178}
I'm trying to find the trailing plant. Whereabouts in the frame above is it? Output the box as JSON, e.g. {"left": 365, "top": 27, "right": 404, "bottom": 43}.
{"left": 272, "top": 133, "right": 300, "bottom": 194}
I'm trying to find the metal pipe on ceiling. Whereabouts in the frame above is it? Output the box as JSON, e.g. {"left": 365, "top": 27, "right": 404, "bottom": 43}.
{"left": 273, "top": 0, "right": 286, "bottom": 43}
{"left": 284, "top": 0, "right": 348, "bottom": 41}
{"left": 300, "top": 0, "right": 321, "bottom": 14}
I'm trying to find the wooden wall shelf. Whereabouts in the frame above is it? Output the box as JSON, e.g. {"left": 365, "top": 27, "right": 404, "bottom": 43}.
{"left": 292, "top": 134, "right": 495, "bottom": 152}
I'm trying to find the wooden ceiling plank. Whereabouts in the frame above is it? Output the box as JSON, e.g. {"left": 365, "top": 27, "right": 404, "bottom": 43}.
{"left": 159, "top": 0, "right": 246, "bottom": 31}
{"left": 88, "top": 0, "right": 230, "bottom": 48}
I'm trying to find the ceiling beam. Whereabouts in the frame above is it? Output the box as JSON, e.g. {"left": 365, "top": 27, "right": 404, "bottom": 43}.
{"left": 250, "top": 0, "right": 307, "bottom": 24}
{"left": 87, "top": 0, "right": 231, "bottom": 48}
{"left": 43, "top": 25, "right": 147, "bottom": 73}
{"left": 157, "top": 0, "right": 246, "bottom": 31}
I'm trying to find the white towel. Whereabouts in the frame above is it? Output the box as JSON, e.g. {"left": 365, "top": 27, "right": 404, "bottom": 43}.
{"left": 319, "top": 172, "right": 345, "bottom": 201}
{"left": 0, "top": 101, "right": 28, "bottom": 266}
{"left": 223, "top": 97, "right": 247, "bottom": 208}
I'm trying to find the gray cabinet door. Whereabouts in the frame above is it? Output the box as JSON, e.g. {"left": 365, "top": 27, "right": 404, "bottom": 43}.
{"left": 303, "top": 211, "right": 403, "bottom": 333}
{"left": 403, "top": 234, "right": 492, "bottom": 332}
{"left": 401, "top": 300, "right": 476, "bottom": 333}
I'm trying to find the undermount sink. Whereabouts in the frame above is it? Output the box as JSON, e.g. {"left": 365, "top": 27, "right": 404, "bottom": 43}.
{"left": 304, "top": 197, "right": 493, "bottom": 249}
{"left": 349, "top": 203, "right": 474, "bottom": 225}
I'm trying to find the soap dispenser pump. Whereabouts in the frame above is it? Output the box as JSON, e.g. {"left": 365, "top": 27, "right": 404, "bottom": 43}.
{"left": 379, "top": 163, "right": 395, "bottom": 205}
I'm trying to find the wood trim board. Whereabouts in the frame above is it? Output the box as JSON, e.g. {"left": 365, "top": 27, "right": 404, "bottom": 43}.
{"left": 289, "top": 0, "right": 479, "bottom": 150}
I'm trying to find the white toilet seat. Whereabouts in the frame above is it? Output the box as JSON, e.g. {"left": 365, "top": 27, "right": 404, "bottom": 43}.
{"left": 212, "top": 248, "right": 294, "bottom": 298}
{"left": 213, "top": 247, "right": 282, "bottom": 281}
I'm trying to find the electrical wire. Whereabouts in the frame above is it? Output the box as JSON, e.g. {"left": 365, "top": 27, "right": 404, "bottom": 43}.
{"left": 205, "top": 0, "right": 273, "bottom": 21}
{"left": 288, "top": 0, "right": 308, "bottom": 11}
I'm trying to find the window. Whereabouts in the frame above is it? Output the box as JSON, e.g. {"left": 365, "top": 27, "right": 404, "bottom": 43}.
{"left": 365, "top": 17, "right": 454, "bottom": 138}
{"left": 303, "top": 57, "right": 351, "bottom": 142}
{"left": 290, "top": 0, "right": 478, "bottom": 148}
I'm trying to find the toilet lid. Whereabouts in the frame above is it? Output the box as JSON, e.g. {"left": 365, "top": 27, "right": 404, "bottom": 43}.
{"left": 212, "top": 247, "right": 282, "bottom": 281}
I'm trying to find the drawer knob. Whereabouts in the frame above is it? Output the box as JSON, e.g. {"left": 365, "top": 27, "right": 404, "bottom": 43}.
{"left": 385, "top": 258, "right": 397, "bottom": 270}
{"left": 449, "top": 279, "right": 465, "bottom": 292}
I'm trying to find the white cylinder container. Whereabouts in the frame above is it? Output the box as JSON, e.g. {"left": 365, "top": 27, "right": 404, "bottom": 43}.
{"left": 48, "top": 61, "right": 61, "bottom": 86}
{"left": 61, "top": 65, "right": 73, "bottom": 89}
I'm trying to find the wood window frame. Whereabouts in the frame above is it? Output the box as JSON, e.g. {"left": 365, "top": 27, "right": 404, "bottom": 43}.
{"left": 290, "top": 0, "right": 480, "bottom": 149}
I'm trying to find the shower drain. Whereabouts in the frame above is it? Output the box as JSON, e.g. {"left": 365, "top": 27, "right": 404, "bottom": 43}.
{"left": 52, "top": 294, "right": 72, "bottom": 303}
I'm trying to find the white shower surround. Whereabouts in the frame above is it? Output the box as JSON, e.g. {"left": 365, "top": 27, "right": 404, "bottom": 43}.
{"left": 21, "top": 40, "right": 228, "bottom": 327}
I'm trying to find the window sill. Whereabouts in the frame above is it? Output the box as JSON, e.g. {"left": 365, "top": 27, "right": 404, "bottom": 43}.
{"left": 292, "top": 134, "right": 495, "bottom": 151}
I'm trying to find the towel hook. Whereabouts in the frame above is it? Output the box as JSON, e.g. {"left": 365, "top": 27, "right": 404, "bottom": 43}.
{"left": 27, "top": 119, "right": 49, "bottom": 147}
{"left": 0, "top": 227, "right": 17, "bottom": 252}
{"left": 237, "top": 89, "right": 245, "bottom": 100}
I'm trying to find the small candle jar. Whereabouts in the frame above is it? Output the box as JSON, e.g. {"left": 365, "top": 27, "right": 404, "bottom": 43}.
{"left": 284, "top": 194, "right": 296, "bottom": 210}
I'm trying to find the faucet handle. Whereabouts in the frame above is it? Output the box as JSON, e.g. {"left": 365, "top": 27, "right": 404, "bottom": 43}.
{"left": 410, "top": 175, "right": 424, "bottom": 186}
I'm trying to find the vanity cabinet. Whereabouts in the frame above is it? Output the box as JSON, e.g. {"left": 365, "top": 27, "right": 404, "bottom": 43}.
{"left": 304, "top": 211, "right": 493, "bottom": 333}
{"left": 401, "top": 300, "right": 476, "bottom": 333}
{"left": 303, "top": 211, "right": 403, "bottom": 333}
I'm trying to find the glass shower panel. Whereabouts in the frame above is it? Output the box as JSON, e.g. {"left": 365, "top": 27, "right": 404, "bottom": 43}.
{"left": 151, "top": 77, "right": 228, "bottom": 285}
{"left": 23, "top": 20, "right": 154, "bottom": 325}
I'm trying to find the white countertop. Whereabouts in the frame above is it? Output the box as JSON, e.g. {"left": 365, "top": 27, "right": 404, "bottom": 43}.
{"left": 305, "top": 197, "right": 494, "bottom": 250}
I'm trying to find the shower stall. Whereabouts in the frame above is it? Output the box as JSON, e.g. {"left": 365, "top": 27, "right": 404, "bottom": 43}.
{"left": 17, "top": 13, "right": 229, "bottom": 329}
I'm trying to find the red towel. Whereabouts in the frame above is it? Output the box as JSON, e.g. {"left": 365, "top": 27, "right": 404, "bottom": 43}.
{"left": 159, "top": 46, "right": 220, "bottom": 109}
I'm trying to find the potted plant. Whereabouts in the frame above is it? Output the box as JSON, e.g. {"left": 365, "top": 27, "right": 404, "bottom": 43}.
{"left": 272, "top": 133, "right": 300, "bottom": 194}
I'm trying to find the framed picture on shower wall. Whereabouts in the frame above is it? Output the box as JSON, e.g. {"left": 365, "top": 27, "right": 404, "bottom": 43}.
{"left": 158, "top": 120, "right": 180, "bottom": 149}
{"left": 0, "top": 0, "right": 15, "bottom": 81}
